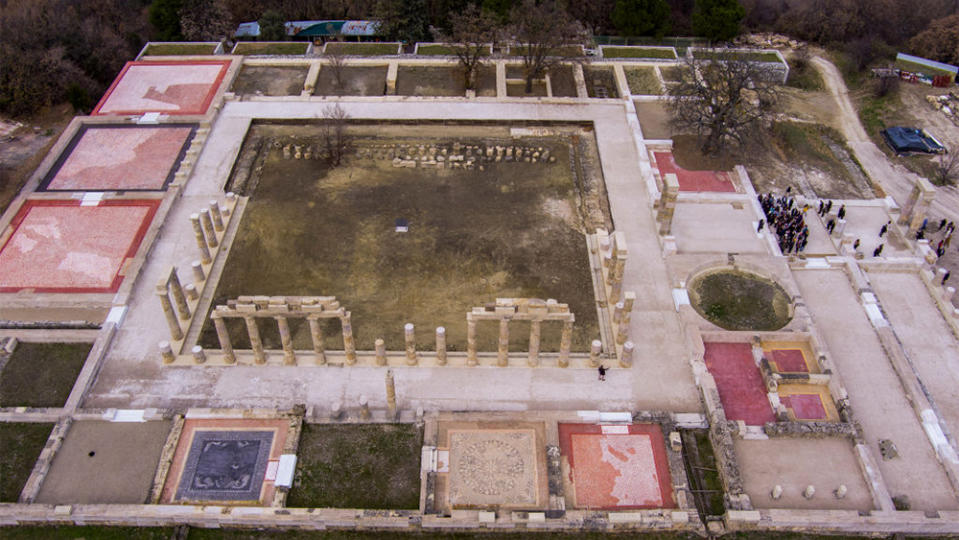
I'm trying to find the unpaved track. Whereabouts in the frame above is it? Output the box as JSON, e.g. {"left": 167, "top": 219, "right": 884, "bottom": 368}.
{"left": 812, "top": 56, "right": 959, "bottom": 219}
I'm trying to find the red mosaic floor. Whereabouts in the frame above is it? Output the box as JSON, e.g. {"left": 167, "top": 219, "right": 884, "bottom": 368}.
{"left": 558, "top": 423, "right": 674, "bottom": 509}
{"left": 703, "top": 342, "right": 775, "bottom": 425}
{"left": 653, "top": 151, "right": 736, "bottom": 193}
{"left": 769, "top": 349, "right": 809, "bottom": 373}
{"left": 781, "top": 394, "right": 828, "bottom": 420}
{"left": 0, "top": 200, "right": 159, "bottom": 293}
{"left": 93, "top": 60, "right": 230, "bottom": 116}
{"left": 45, "top": 125, "right": 194, "bottom": 191}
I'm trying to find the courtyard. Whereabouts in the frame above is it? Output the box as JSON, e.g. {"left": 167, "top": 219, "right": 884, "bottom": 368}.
{"left": 0, "top": 43, "right": 959, "bottom": 539}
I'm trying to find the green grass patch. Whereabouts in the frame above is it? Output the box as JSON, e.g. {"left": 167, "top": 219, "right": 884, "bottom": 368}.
{"left": 689, "top": 270, "right": 792, "bottom": 331}
{"left": 232, "top": 42, "right": 309, "bottom": 55}
{"left": 624, "top": 66, "right": 662, "bottom": 95}
{"left": 508, "top": 45, "right": 583, "bottom": 58}
{"left": 659, "top": 65, "right": 690, "bottom": 83}
{"left": 142, "top": 43, "right": 218, "bottom": 56}
{"left": 692, "top": 49, "right": 782, "bottom": 63}
{"left": 0, "top": 526, "right": 173, "bottom": 540}
{"left": 896, "top": 58, "right": 956, "bottom": 78}
{"left": 785, "top": 59, "right": 824, "bottom": 91}
{"left": 602, "top": 46, "right": 677, "bottom": 59}
{"left": 288, "top": 423, "right": 422, "bottom": 509}
{"left": 325, "top": 42, "right": 400, "bottom": 56}
{"left": 416, "top": 44, "right": 490, "bottom": 56}
{"left": 0, "top": 423, "right": 53, "bottom": 501}
{"left": 0, "top": 342, "right": 91, "bottom": 407}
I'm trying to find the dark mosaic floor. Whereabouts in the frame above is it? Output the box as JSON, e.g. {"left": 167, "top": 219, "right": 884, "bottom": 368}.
{"left": 175, "top": 430, "right": 274, "bottom": 502}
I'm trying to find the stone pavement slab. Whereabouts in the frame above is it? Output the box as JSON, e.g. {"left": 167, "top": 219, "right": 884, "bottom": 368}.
{"left": 794, "top": 268, "right": 959, "bottom": 511}
{"left": 672, "top": 202, "right": 767, "bottom": 254}
{"left": 869, "top": 271, "right": 959, "bottom": 445}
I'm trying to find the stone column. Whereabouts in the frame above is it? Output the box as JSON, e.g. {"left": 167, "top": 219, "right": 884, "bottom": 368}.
{"left": 467, "top": 316, "right": 478, "bottom": 367}
{"left": 224, "top": 192, "right": 236, "bottom": 215}
{"left": 245, "top": 316, "right": 266, "bottom": 364}
{"left": 620, "top": 341, "right": 634, "bottom": 368}
{"left": 359, "top": 395, "right": 370, "bottom": 420}
{"left": 308, "top": 317, "right": 326, "bottom": 365}
{"left": 436, "top": 327, "right": 447, "bottom": 366}
{"left": 191, "top": 345, "right": 206, "bottom": 364}
{"left": 609, "top": 256, "right": 626, "bottom": 303}
{"left": 342, "top": 312, "right": 356, "bottom": 365}
{"left": 385, "top": 370, "right": 397, "bottom": 420}
{"left": 276, "top": 316, "right": 295, "bottom": 365}
{"left": 191, "top": 260, "right": 205, "bottom": 283}
{"left": 657, "top": 173, "right": 680, "bottom": 235}
{"left": 157, "top": 287, "right": 183, "bottom": 341}
{"left": 558, "top": 318, "right": 573, "bottom": 368}
{"left": 213, "top": 315, "right": 235, "bottom": 364}
{"left": 589, "top": 339, "right": 602, "bottom": 368}
{"left": 528, "top": 320, "right": 541, "bottom": 367}
{"left": 623, "top": 291, "right": 636, "bottom": 314}
{"left": 209, "top": 200, "right": 224, "bottom": 232}
{"left": 613, "top": 301, "right": 625, "bottom": 324}
{"left": 158, "top": 341, "right": 175, "bottom": 364}
{"left": 200, "top": 209, "right": 218, "bottom": 248}
{"left": 616, "top": 317, "right": 630, "bottom": 345}
{"left": 184, "top": 284, "right": 198, "bottom": 301}
{"left": 497, "top": 318, "right": 509, "bottom": 367}
{"left": 375, "top": 338, "right": 386, "bottom": 366}
{"left": 404, "top": 323, "right": 418, "bottom": 366}
{"left": 168, "top": 272, "right": 190, "bottom": 320}
{"left": 190, "top": 213, "right": 212, "bottom": 264}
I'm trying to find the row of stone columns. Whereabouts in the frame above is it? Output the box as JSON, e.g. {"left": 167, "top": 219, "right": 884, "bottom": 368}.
{"left": 208, "top": 311, "right": 355, "bottom": 366}
{"left": 189, "top": 196, "right": 234, "bottom": 264}
{"left": 465, "top": 315, "right": 574, "bottom": 367}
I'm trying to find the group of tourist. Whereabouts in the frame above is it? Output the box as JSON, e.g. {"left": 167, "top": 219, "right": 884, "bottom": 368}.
{"left": 758, "top": 192, "right": 810, "bottom": 254}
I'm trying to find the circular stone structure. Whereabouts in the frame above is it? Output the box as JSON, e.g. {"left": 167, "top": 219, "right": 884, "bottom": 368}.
{"left": 688, "top": 268, "right": 792, "bottom": 331}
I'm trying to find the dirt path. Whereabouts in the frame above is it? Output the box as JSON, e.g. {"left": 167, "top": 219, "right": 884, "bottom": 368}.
{"left": 812, "top": 56, "right": 959, "bottom": 220}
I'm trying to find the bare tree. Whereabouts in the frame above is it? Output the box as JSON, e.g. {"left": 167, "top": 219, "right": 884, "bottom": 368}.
{"left": 933, "top": 152, "right": 959, "bottom": 186}
{"left": 321, "top": 104, "right": 352, "bottom": 167}
{"left": 667, "top": 53, "right": 781, "bottom": 156}
{"left": 506, "top": 0, "right": 586, "bottom": 94}
{"left": 432, "top": 4, "right": 497, "bottom": 91}
{"left": 325, "top": 48, "right": 347, "bottom": 96}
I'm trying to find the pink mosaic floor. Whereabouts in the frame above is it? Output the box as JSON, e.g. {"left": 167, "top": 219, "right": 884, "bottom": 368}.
{"left": 0, "top": 200, "right": 158, "bottom": 292}
{"left": 769, "top": 349, "right": 808, "bottom": 373}
{"left": 93, "top": 61, "right": 230, "bottom": 116}
{"left": 653, "top": 151, "right": 736, "bottom": 192}
{"left": 781, "top": 394, "right": 828, "bottom": 420}
{"left": 559, "top": 423, "right": 674, "bottom": 509}
{"left": 46, "top": 126, "right": 193, "bottom": 191}
{"left": 703, "top": 342, "right": 775, "bottom": 425}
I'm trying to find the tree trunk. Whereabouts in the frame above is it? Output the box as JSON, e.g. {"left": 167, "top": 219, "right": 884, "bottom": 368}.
{"left": 464, "top": 65, "right": 476, "bottom": 91}
{"left": 525, "top": 75, "right": 533, "bottom": 94}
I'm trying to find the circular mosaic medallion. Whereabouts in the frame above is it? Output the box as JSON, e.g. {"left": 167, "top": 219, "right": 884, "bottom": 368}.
{"left": 456, "top": 439, "right": 526, "bottom": 496}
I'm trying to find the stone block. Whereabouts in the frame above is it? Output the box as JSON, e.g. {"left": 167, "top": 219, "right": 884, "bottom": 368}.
{"left": 670, "top": 511, "right": 689, "bottom": 524}
{"left": 669, "top": 431, "right": 682, "bottom": 451}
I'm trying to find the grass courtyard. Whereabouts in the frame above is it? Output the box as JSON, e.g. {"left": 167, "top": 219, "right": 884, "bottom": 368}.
{"left": 0, "top": 422, "right": 52, "bottom": 501}
{"left": 287, "top": 423, "right": 422, "bottom": 509}
{"left": 0, "top": 342, "right": 91, "bottom": 408}
{"left": 202, "top": 123, "right": 604, "bottom": 353}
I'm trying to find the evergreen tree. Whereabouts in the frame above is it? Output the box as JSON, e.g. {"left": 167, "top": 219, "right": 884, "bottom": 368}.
{"left": 149, "top": 0, "right": 185, "bottom": 41}
{"left": 611, "top": 0, "right": 671, "bottom": 37}
{"left": 258, "top": 10, "right": 287, "bottom": 41}
{"left": 692, "top": 0, "right": 745, "bottom": 42}
{"left": 375, "top": 0, "right": 430, "bottom": 44}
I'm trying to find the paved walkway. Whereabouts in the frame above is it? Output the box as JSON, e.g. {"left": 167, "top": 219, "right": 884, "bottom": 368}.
{"left": 794, "top": 268, "right": 958, "bottom": 511}
{"left": 85, "top": 99, "right": 701, "bottom": 414}
{"left": 869, "top": 271, "right": 959, "bottom": 446}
